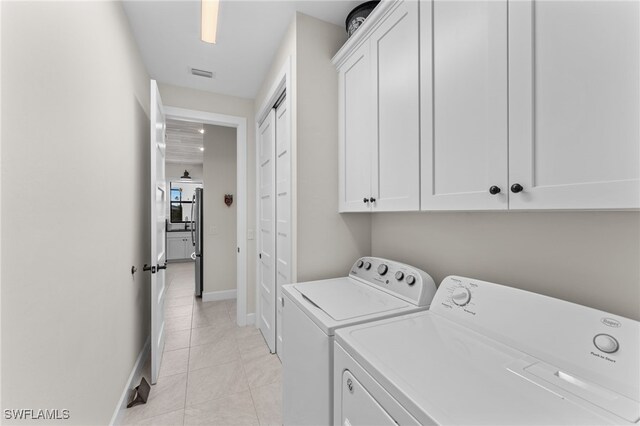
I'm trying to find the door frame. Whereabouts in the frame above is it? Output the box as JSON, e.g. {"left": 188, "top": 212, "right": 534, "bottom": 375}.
{"left": 164, "top": 106, "right": 249, "bottom": 327}
{"left": 255, "top": 56, "right": 295, "bottom": 346}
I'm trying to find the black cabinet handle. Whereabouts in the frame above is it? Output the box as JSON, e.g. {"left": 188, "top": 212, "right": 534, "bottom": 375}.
{"left": 143, "top": 264, "right": 156, "bottom": 274}
{"left": 363, "top": 198, "right": 369, "bottom": 204}
{"left": 157, "top": 263, "right": 167, "bottom": 271}
{"left": 510, "top": 183, "right": 524, "bottom": 193}
{"left": 489, "top": 186, "right": 501, "bottom": 195}
{"left": 369, "top": 197, "right": 376, "bottom": 203}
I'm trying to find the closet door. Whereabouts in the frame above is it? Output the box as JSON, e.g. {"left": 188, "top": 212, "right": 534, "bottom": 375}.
{"left": 275, "top": 97, "right": 291, "bottom": 360}
{"left": 371, "top": 0, "right": 420, "bottom": 211}
{"left": 258, "top": 111, "right": 276, "bottom": 353}
{"left": 509, "top": 0, "right": 640, "bottom": 209}
{"left": 338, "top": 41, "right": 373, "bottom": 212}
{"left": 421, "top": 0, "right": 508, "bottom": 211}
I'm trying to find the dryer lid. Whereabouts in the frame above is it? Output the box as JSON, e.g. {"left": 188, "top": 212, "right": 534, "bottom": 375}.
{"left": 293, "top": 278, "right": 408, "bottom": 321}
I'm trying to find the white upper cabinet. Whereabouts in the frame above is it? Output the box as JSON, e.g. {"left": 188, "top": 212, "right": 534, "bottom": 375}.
{"left": 338, "top": 41, "right": 373, "bottom": 212}
{"left": 371, "top": 0, "right": 420, "bottom": 211}
{"left": 336, "top": 0, "right": 638, "bottom": 212}
{"left": 421, "top": 0, "right": 508, "bottom": 210}
{"left": 335, "top": 0, "right": 420, "bottom": 212}
{"left": 508, "top": 0, "right": 639, "bottom": 209}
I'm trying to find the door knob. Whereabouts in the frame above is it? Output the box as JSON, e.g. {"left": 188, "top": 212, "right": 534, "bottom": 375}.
{"left": 369, "top": 197, "right": 376, "bottom": 203}
{"left": 510, "top": 183, "right": 524, "bottom": 193}
{"left": 489, "top": 186, "right": 501, "bottom": 195}
{"left": 157, "top": 263, "right": 167, "bottom": 270}
{"left": 363, "top": 198, "right": 369, "bottom": 204}
{"left": 143, "top": 264, "right": 156, "bottom": 273}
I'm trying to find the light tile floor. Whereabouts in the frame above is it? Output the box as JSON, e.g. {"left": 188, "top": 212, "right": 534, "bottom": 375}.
{"left": 122, "top": 263, "right": 282, "bottom": 426}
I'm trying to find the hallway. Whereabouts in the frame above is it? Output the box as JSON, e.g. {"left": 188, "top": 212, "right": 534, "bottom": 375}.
{"left": 122, "top": 263, "right": 282, "bottom": 425}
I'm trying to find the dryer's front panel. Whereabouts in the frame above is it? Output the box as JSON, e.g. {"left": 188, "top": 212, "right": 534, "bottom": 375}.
{"left": 341, "top": 370, "right": 396, "bottom": 426}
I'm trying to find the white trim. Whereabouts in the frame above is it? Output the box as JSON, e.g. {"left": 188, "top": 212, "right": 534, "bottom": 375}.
{"left": 164, "top": 106, "right": 248, "bottom": 327}
{"left": 331, "top": 0, "right": 400, "bottom": 68}
{"left": 109, "top": 336, "right": 150, "bottom": 426}
{"left": 246, "top": 313, "right": 256, "bottom": 326}
{"left": 202, "top": 289, "right": 237, "bottom": 302}
{"left": 255, "top": 57, "right": 294, "bottom": 346}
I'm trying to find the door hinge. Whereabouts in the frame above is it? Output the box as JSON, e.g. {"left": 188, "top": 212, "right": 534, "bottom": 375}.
{"left": 237, "top": 247, "right": 240, "bottom": 253}
{"left": 259, "top": 253, "right": 262, "bottom": 259}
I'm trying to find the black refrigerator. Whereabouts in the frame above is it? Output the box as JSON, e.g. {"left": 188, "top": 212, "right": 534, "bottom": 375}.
{"left": 191, "top": 188, "right": 203, "bottom": 296}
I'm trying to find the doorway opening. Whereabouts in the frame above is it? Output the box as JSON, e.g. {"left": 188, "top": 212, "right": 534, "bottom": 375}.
{"left": 165, "top": 106, "right": 249, "bottom": 327}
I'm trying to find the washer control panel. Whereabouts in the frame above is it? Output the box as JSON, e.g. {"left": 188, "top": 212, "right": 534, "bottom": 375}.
{"left": 431, "top": 276, "right": 639, "bottom": 400}
{"left": 349, "top": 257, "right": 436, "bottom": 307}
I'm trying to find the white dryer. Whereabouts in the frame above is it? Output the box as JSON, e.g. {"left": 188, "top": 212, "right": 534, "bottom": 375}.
{"left": 334, "top": 276, "right": 640, "bottom": 425}
{"left": 282, "top": 257, "right": 437, "bottom": 426}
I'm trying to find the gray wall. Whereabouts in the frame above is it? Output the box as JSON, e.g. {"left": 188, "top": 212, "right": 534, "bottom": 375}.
{"left": 254, "top": 13, "right": 372, "bottom": 283}
{"left": 372, "top": 212, "right": 640, "bottom": 320}
{"left": 1, "top": 2, "right": 151, "bottom": 423}
{"left": 295, "top": 14, "right": 371, "bottom": 281}
{"left": 203, "top": 125, "right": 237, "bottom": 294}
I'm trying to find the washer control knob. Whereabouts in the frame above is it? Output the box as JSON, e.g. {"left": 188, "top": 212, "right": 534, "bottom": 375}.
{"left": 406, "top": 275, "right": 416, "bottom": 286}
{"left": 377, "top": 264, "right": 388, "bottom": 275}
{"left": 364, "top": 261, "right": 372, "bottom": 270}
{"left": 356, "top": 260, "right": 364, "bottom": 268}
{"left": 593, "top": 334, "right": 619, "bottom": 354}
{"left": 451, "top": 287, "right": 471, "bottom": 306}
{"left": 395, "top": 271, "right": 404, "bottom": 281}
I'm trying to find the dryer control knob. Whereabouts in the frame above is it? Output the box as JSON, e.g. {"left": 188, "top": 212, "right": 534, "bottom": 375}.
{"left": 364, "top": 262, "right": 372, "bottom": 270}
{"left": 452, "top": 287, "right": 471, "bottom": 306}
{"left": 356, "top": 260, "right": 364, "bottom": 268}
{"left": 377, "top": 264, "right": 388, "bottom": 275}
{"left": 395, "top": 271, "right": 404, "bottom": 281}
{"left": 593, "top": 334, "right": 619, "bottom": 354}
{"left": 406, "top": 275, "right": 416, "bottom": 286}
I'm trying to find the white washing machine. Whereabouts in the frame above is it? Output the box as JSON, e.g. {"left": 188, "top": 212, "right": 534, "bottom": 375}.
{"left": 282, "top": 257, "right": 437, "bottom": 426}
{"left": 334, "top": 276, "right": 640, "bottom": 425}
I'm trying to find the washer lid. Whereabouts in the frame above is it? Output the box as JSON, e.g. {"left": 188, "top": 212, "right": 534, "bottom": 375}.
{"left": 293, "top": 278, "right": 408, "bottom": 321}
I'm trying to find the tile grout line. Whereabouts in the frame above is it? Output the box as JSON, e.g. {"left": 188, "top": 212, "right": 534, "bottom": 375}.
{"left": 181, "top": 282, "right": 196, "bottom": 426}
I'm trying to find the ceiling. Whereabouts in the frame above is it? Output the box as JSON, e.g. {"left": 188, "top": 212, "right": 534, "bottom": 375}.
{"left": 166, "top": 118, "right": 204, "bottom": 164}
{"left": 122, "top": 0, "right": 359, "bottom": 99}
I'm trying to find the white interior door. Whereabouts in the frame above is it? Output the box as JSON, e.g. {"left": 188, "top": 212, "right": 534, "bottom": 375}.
{"left": 258, "top": 110, "right": 276, "bottom": 353}
{"left": 275, "top": 96, "right": 291, "bottom": 360}
{"left": 150, "top": 80, "right": 167, "bottom": 384}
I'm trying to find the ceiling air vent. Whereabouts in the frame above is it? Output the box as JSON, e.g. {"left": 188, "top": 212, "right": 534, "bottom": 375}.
{"left": 190, "top": 68, "right": 214, "bottom": 79}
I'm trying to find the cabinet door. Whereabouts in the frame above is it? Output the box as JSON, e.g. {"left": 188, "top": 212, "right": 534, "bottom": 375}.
{"left": 509, "top": 0, "right": 640, "bottom": 209}
{"left": 183, "top": 237, "right": 193, "bottom": 260}
{"left": 420, "top": 0, "right": 508, "bottom": 211}
{"left": 167, "top": 235, "right": 184, "bottom": 260}
{"left": 371, "top": 0, "right": 420, "bottom": 211}
{"left": 338, "top": 41, "right": 373, "bottom": 212}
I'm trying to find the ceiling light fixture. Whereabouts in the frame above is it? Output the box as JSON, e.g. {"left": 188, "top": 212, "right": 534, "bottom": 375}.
{"left": 181, "top": 170, "right": 192, "bottom": 180}
{"left": 200, "top": 147, "right": 205, "bottom": 152}
{"left": 201, "top": 0, "right": 220, "bottom": 44}
{"left": 199, "top": 128, "right": 205, "bottom": 134}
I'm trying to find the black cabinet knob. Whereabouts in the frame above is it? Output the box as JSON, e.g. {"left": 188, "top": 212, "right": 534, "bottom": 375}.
{"left": 489, "top": 186, "right": 501, "bottom": 195}
{"left": 510, "top": 183, "right": 524, "bottom": 193}
{"left": 369, "top": 197, "right": 376, "bottom": 203}
{"left": 363, "top": 198, "right": 369, "bottom": 204}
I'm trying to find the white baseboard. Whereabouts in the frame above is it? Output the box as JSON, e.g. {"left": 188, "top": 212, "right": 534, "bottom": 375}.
{"left": 246, "top": 313, "right": 256, "bottom": 325}
{"left": 202, "top": 289, "right": 237, "bottom": 302}
{"left": 109, "top": 336, "right": 150, "bottom": 426}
